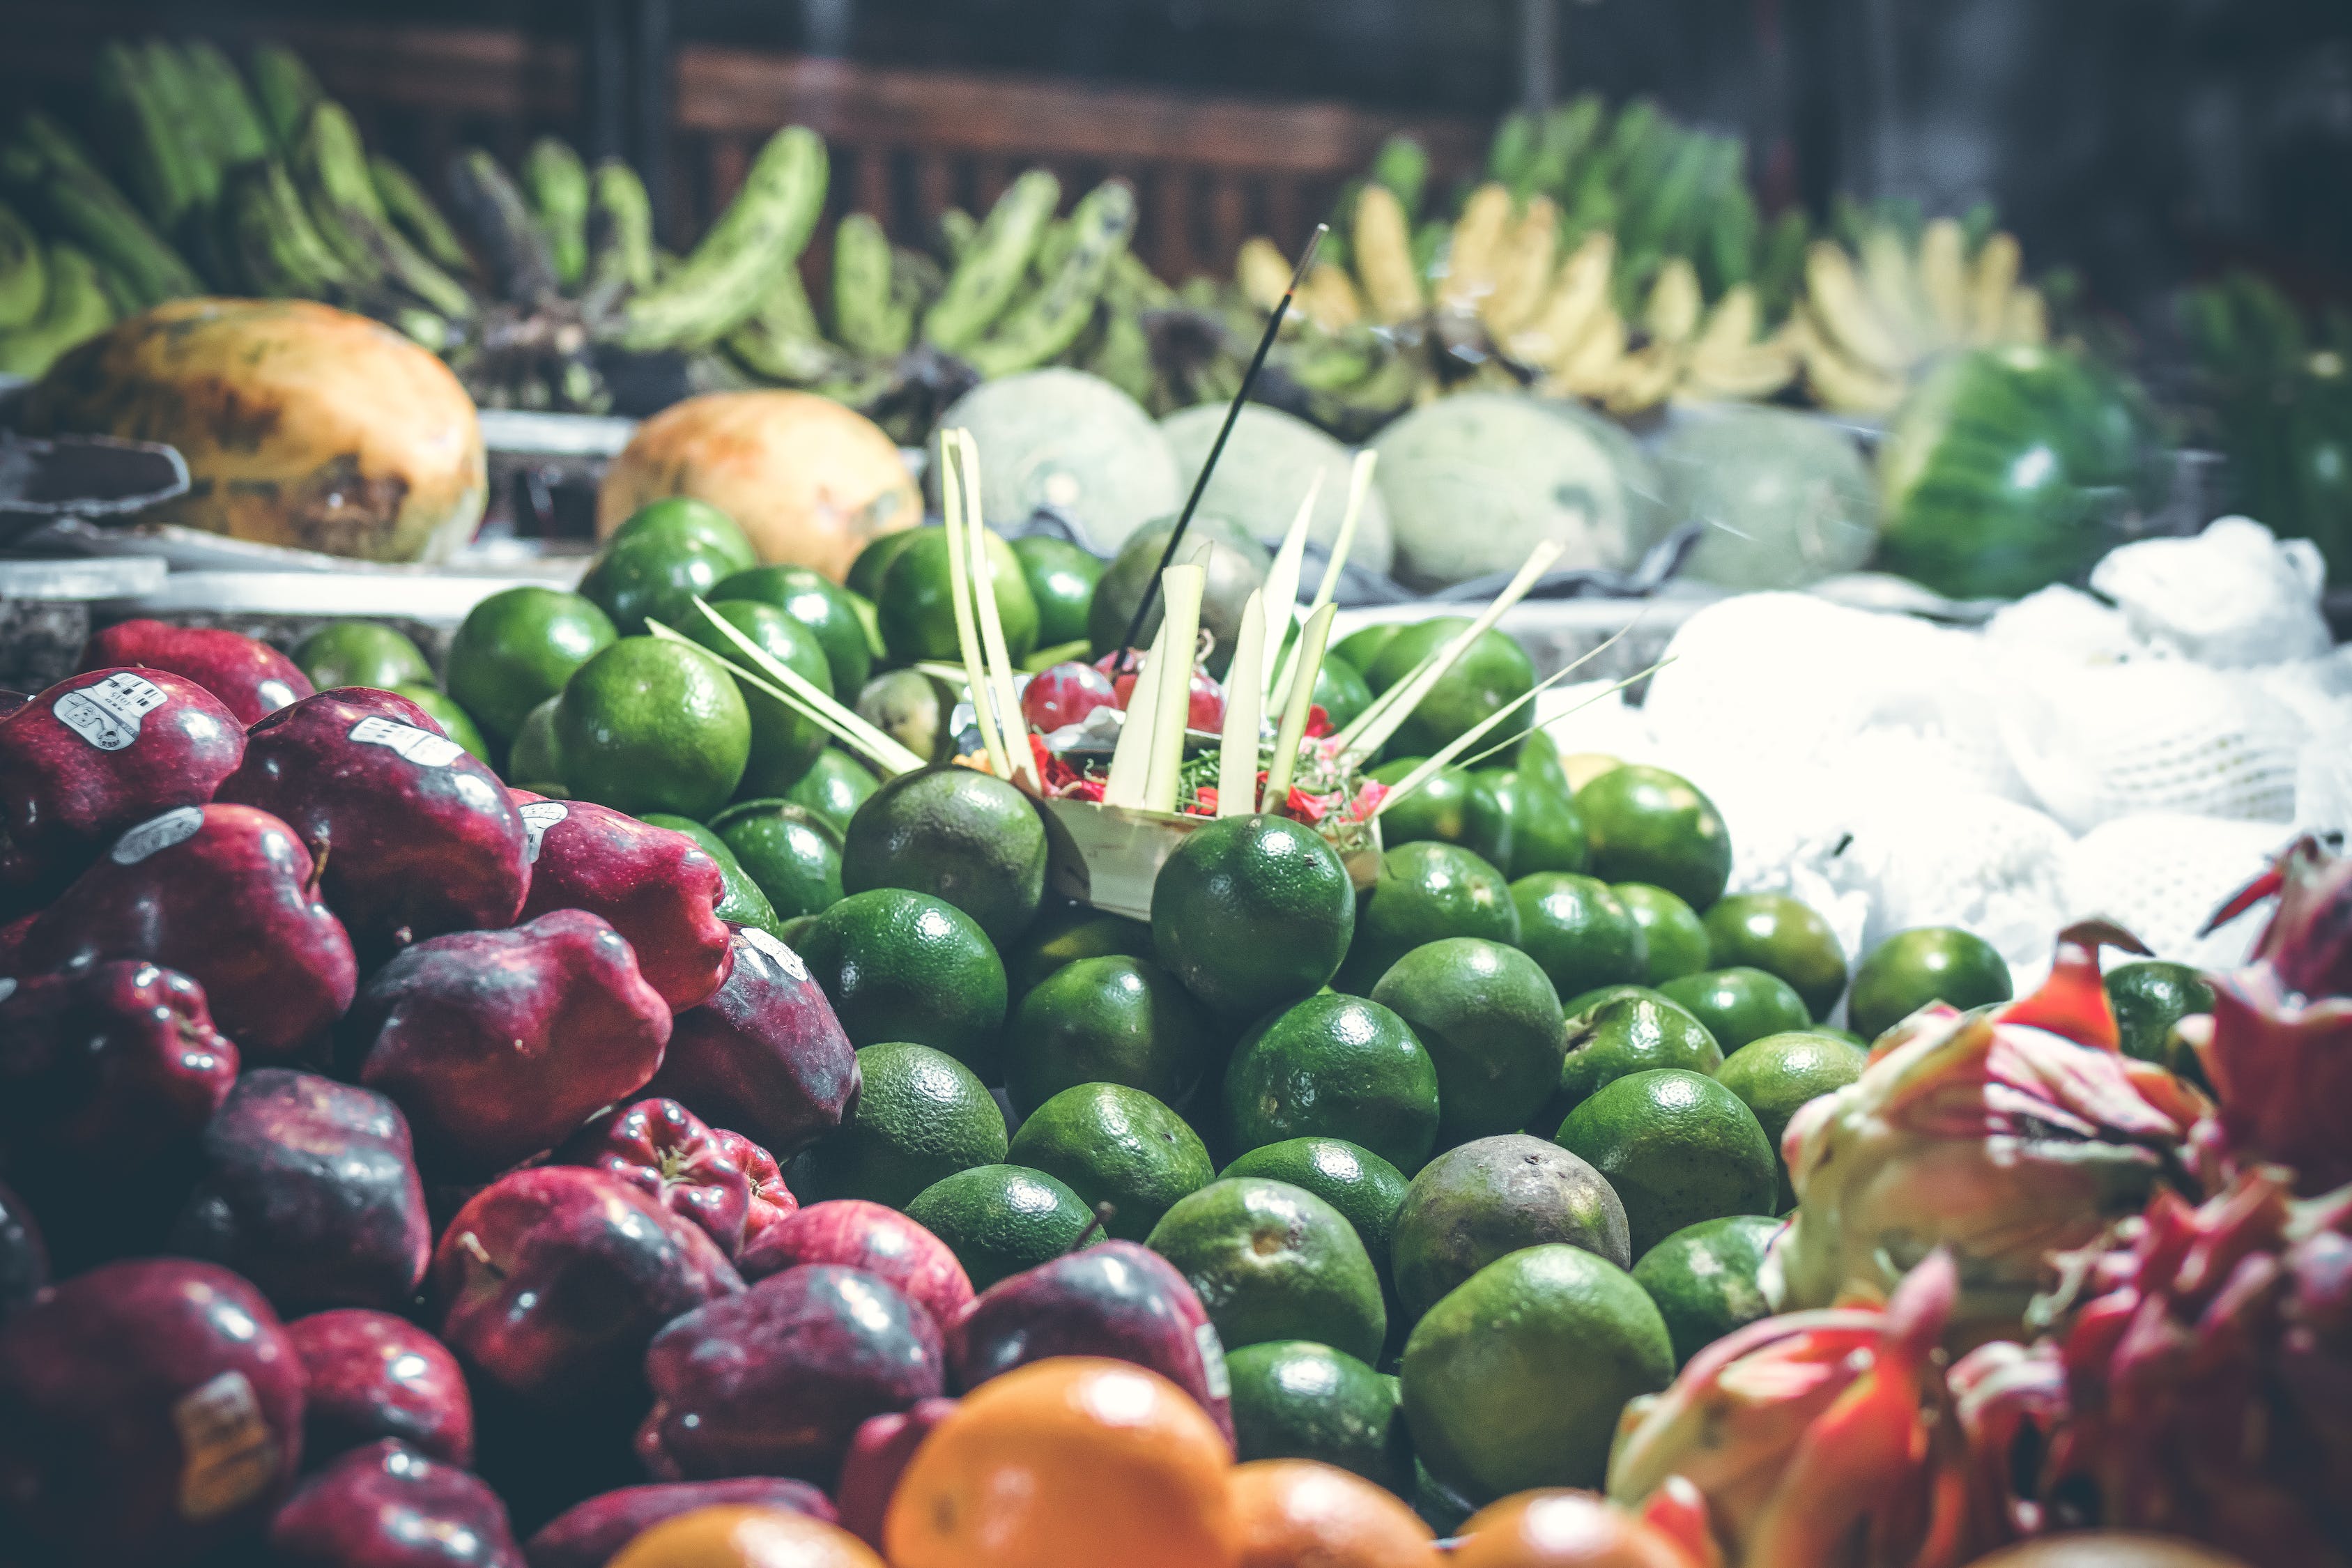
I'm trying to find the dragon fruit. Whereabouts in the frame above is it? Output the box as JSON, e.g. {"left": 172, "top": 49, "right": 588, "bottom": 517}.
{"left": 1606, "top": 1250, "right": 1974, "bottom": 1568}
{"left": 1767, "top": 923, "right": 2203, "bottom": 1342}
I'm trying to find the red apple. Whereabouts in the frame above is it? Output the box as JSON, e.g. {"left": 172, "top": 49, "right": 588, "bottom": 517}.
{"left": 736, "top": 1199, "right": 973, "bottom": 1331}
{"left": 0, "top": 1257, "right": 306, "bottom": 1565}
{"left": 558, "top": 1098, "right": 751, "bottom": 1256}
{"left": 328, "top": 686, "right": 450, "bottom": 732}
{"left": 429, "top": 1166, "right": 740, "bottom": 1410}
{"left": 719, "top": 1128, "right": 797, "bottom": 1246}
{"left": 512, "top": 792, "right": 735, "bottom": 1012}
{"left": 646, "top": 925, "right": 859, "bottom": 1158}
{"left": 80, "top": 618, "right": 314, "bottom": 725}
{"left": 19, "top": 802, "right": 358, "bottom": 1059}
{"left": 0, "top": 1177, "right": 47, "bottom": 1319}
{"left": 1106, "top": 653, "right": 1227, "bottom": 732}
{"left": 289, "top": 1309, "right": 474, "bottom": 1468}
{"left": 0, "top": 959, "right": 237, "bottom": 1167}
{"left": 347, "top": 910, "right": 670, "bottom": 1176}
{"left": 834, "top": 1397, "right": 958, "bottom": 1551}
{"left": 636, "top": 1264, "right": 945, "bottom": 1484}
{"left": 1020, "top": 659, "right": 1120, "bottom": 732}
{"left": 268, "top": 1440, "right": 523, "bottom": 1568}
{"left": 524, "top": 1478, "right": 836, "bottom": 1568}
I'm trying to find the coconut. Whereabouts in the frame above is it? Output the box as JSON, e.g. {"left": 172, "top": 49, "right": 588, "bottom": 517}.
{"left": 930, "top": 369, "right": 1180, "bottom": 554}
{"left": 1656, "top": 405, "right": 1878, "bottom": 591}
{"left": 1159, "top": 401, "right": 1394, "bottom": 576}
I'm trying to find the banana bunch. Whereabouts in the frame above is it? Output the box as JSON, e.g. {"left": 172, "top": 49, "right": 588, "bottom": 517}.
{"left": 1792, "top": 210, "right": 2047, "bottom": 415}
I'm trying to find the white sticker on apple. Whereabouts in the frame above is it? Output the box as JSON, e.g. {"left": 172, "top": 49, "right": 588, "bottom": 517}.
{"left": 348, "top": 714, "right": 464, "bottom": 768}
{"left": 53, "top": 672, "right": 169, "bottom": 752}
{"left": 0, "top": 977, "right": 15, "bottom": 1006}
{"left": 112, "top": 806, "right": 205, "bottom": 866}
{"left": 1194, "top": 1321, "right": 1231, "bottom": 1399}
{"left": 741, "top": 925, "right": 810, "bottom": 982}
{"left": 518, "top": 801, "right": 569, "bottom": 863}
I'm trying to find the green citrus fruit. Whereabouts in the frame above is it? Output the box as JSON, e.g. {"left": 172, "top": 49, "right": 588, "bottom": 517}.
{"left": 1086, "top": 516, "right": 1269, "bottom": 678}
{"left": 1369, "top": 760, "right": 1512, "bottom": 868}
{"left": 294, "top": 620, "right": 432, "bottom": 693}
{"left": 1219, "top": 1138, "right": 1409, "bottom": 1302}
{"left": 386, "top": 684, "right": 492, "bottom": 764}
{"left": 1702, "top": 892, "right": 1849, "bottom": 1019}
{"left": 846, "top": 525, "right": 930, "bottom": 600}
{"left": 1152, "top": 815, "right": 1356, "bottom": 1021}
{"left": 505, "top": 694, "right": 563, "bottom": 785}
{"left": 554, "top": 636, "right": 750, "bottom": 819}
{"left": 1226, "top": 1340, "right": 1411, "bottom": 1491}
{"left": 1222, "top": 992, "right": 1440, "bottom": 1174}
{"left": 1631, "top": 1213, "right": 1779, "bottom": 1367}
{"left": 1509, "top": 873, "right": 1647, "bottom": 1002}
{"left": 640, "top": 813, "right": 782, "bottom": 935}
{"left": 878, "top": 525, "right": 1039, "bottom": 665}
{"left": 1004, "top": 905, "right": 1153, "bottom": 1007}
{"left": 1365, "top": 619, "right": 1537, "bottom": 758}
{"left": 1400, "top": 1243, "right": 1673, "bottom": 1498}
{"left": 790, "top": 1040, "right": 1008, "bottom": 1207}
{"left": 578, "top": 530, "right": 735, "bottom": 638}
{"left": 2105, "top": 960, "right": 2216, "bottom": 1067}
{"left": 787, "top": 748, "right": 882, "bottom": 835}
{"left": 1009, "top": 1082, "right": 1215, "bottom": 1242}
{"left": 686, "top": 598, "right": 835, "bottom": 797}
{"left": 1714, "top": 1031, "right": 1869, "bottom": 1210}
{"left": 712, "top": 563, "right": 874, "bottom": 695}
{"left": 796, "top": 887, "right": 1008, "bottom": 1074}
{"left": 1389, "top": 1135, "right": 1630, "bottom": 1322}
{"left": 1009, "top": 534, "right": 1104, "bottom": 649}
{"left": 1510, "top": 730, "right": 1572, "bottom": 798}
{"left": 707, "top": 798, "right": 845, "bottom": 921}
{"left": 604, "top": 496, "right": 758, "bottom": 574}
{"left": 902, "top": 1163, "right": 1096, "bottom": 1291}
{"left": 1335, "top": 841, "right": 1518, "bottom": 996}
{"left": 1542, "top": 987, "right": 1723, "bottom": 1132}
{"left": 1657, "top": 967, "right": 1813, "bottom": 1054}
{"left": 1310, "top": 652, "right": 1374, "bottom": 733}
{"left": 1613, "top": 882, "right": 1711, "bottom": 985}
{"left": 1576, "top": 764, "right": 1732, "bottom": 912}
{"left": 777, "top": 913, "right": 817, "bottom": 948}
{"left": 852, "top": 670, "right": 955, "bottom": 767}
{"left": 1554, "top": 1069, "right": 1776, "bottom": 1256}
{"left": 445, "top": 586, "right": 617, "bottom": 745}
{"left": 1370, "top": 937, "right": 1564, "bottom": 1148}
{"left": 1145, "top": 1176, "right": 1385, "bottom": 1362}
{"left": 841, "top": 765, "right": 1047, "bottom": 946}
{"left": 1332, "top": 624, "right": 1402, "bottom": 677}
{"left": 1850, "top": 925, "right": 2017, "bottom": 1043}
{"left": 1007, "top": 955, "right": 1218, "bottom": 1119}
{"left": 1479, "top": 769, "right": 1586, "bottom": 879}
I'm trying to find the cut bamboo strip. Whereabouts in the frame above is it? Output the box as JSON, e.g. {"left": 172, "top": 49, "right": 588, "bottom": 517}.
{"left": 1218, "top": 591, "right": 1268, "bottom": 815}
{"left": 656, "top": 609, "right": 927, "bottom": 777}
{"left": 1273, "top": 450, "right": 1374, "bottom": 710}
{"left": 1258, "top": 472, "right": 1321, "bottom": 702}
{"left": 955, "top": 429, "right": 1038, "bottom": 791}
{"left": 938, "top": 432, "right": 1012, "bottom": 781}
{"left": 1100, "top": 624, "right": 1165, "bottom": 809}
{"left": 1261, "top": 602, "right": 1336, "bottom": 810}
{"left": 1144, "top": 564, "right": 1206, "bottom": 813}
{"left": 1374, "top": 657, "right": 1604, "bottom": 815}
{"left": 1334, "top": 539, "right": 1563, "bottom": 758}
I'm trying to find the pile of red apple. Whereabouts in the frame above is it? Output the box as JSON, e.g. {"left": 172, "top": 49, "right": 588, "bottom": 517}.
{"left": 0, "top": 622, "right": 1233, "bottom": 1567}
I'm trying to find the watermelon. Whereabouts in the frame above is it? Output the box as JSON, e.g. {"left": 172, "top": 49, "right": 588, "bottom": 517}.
{"left": 1876, "top": 346, "right": 2168, "bottom": 601}
{"left": 929, "top": 368, "right": 1181, "bottom": 553}
{"left": 1369, "top": 392, "right": 1662, "bottom": 590}
{"left": 1657, "top": 406, "right": 1880, "bottom": 591}
{"left": 1160, "top": 402, "right": 1395, "bottom": 576}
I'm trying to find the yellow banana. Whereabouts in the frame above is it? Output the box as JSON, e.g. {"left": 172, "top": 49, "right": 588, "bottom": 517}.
{"left": 1481, "top": 194, "right": 1559, "bottom": 336}
{"left": 1236, "top": 236, "right": 1291, "bottom": 314}
{"left": 1804, "top": 240, "right": 1907, "bottom": 374}
{"left": 1644, "top": 256, "right": 1704, "bottom": 344}
{"left": 1680, "top": 337, "right": 1798, "bottom": 402}
{"left": 1353, "top": 183, "right": 1424, "bottom": 324}
{"left": 1859, "top": 224, "right": 1932, "bottom": 358}
{"left": 1300, "top": 262, "right": 1364, "bottom": 332}
{"left": 1604, "top": 342, "right": 1683, "bottom": 415}
{"left": 1549, "top": 305, "right": 1629, "bottom": 399}
{"left": 1792, "top": 309, "right": 1905, "bottom": 415}
{"left": 1919, "top": 217, "right": 1968, "bottom": 341}
{"left": 2005, "top": 284, "right": 2048, "bottom": 345}
{"left": 1435, "top": 181, "right": 1512, "bottom": 313}
{"left": 1507, "top": 231, "right": 1614, "bottom": 370}
{"left": 1969, "top": 231, "right": 2021, "bottom": 344}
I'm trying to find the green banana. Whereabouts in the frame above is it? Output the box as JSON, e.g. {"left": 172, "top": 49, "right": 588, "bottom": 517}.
{"left": 522, "top": 136, "right": 590, "bottom": 289}
{"left": 891, "top": 245, "right": 944, "bottom": 316}
{"left": 0, "top": 201, "right": 46, "bottom": 330}
{"left": 962, "top": 178, "right": 1135, "bottom": 378}
{"left": 0, "top": 243, "right": 115, "bottom": 377}
{"left": 1370, "top": 134, "right": 1429, "bottom": 220}
{"left": 1029, "top": 216, "right": 1078, "bottom": 283}
{"left": 938, "top": 206, "right": 976, "bottom": 262}
{"left": 585, "top": 158, "right": 656, "bottom": 293}
{"left": 613, "top": 124, "right": 828, "bottom": 351}
{"left": 1754, "top": 207, "right": 1810, "bottom": 321}
{"left": 727, "top": 259, "right": 850, "bottom": 384}
{"left": 221, "top": 157, "right": 351, "bottom": 299}
{"left": 141, "top": 41, "right": 225, "bottom": 213}
{"left": 446, "top": 148, "right": 559, "bottom": 305}
{"left": 249, "top": 43, "right": 324, "bottom": 154}
{"left": 1107, "top": 249, "right": 1176, "bottom": 312}
{"left": 295, "top": 102, "right": 475, "bottom": 318}
{"left": 831, "top": 212, "right": 908, "bottom": 357}
{"left": 1, "top": 116, "right": 200, "bottom": 307}
{"left": 921, "top": 168, "right": 1059, "bottom": 351}
{"left": 183, "top": 40, "right": 272, "bottom": 167}
{"left": 1702, "top": 178, "right": 1759, "bottom": 296}
{"left": 94, "top": 41, "right": 203, "bottom": 231}
{"left": 89, "top": 258, "right": 140, "bottom": 316}
{"left": 1486, "top": 112, "right": 1536, "bottom": 191}
{"left": 1086, "top": 298, "right": 1154, "bottom": 403}
{"left": 370, "top": 154, "right": 472, "bottom": 275}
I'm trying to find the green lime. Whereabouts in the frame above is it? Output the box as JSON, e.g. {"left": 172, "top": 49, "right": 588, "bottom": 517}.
{"left": 1478, "top": 769, "right": 1586, "bottom": 879}
{"left": 640, "top": 814, "right": 782, "bottom": 935}
{"left": 712, "top": 564, "right": 874, "bottom": 696}
{"left": 387, "top": 684, "right": 493, "bottom": 764}
{"left": 1335, "top": 841, "right": 1518, "bottom": 997}
{"left": 707, "top": 798, "right": 845, "bottom": 921}
{"left": 1219, "top": 1138, "right": 1408, "bottom": 1302}
{"left": 578, "top": 530, "right": 735, "bottom": 638}
{"left": 1009, "top": 1082, "right": 1215, "bottom": 1242}
{"left": 1848, "top": 926, "right": 2016, "bottom": 1043}
{"left": 505, "top": 694, "right": 563, "bottom": 785}
{"left": 845, "top": 525, "right": 930, "bottom": 601}
{"left": 1555, "top": 1069, "right": 1776, "bottom": 1256}
{"left": 796, "top": 888, "right": 1008, "bottom": 1073}
{"left": 1389, "top": 1135, "right": 1629, "bottom": 1322}
{"left": 1007, "top": 955, "right": 1217, "bottom": 1119}
{"left": 1657, "top": 967, "right": 1813, "bottom": 1054}
{"left": 686, "top": 599, "right": 834, "bottom": 798}
{"left": 1400, "top": 1243, "right": 1673, "bottom": 1498}
{"left": 777, "top": 913, "right": 817, "bottom": 948}
{"left": 1631, "top": 1214, "right": 1779, "bottom": 1368}
{"left": 1714, "top": 1031, "right": 1869, "bottom": 1210}
{"left": 1369, "top": 760, "right": 1512, "bottom": 868}
{"left": 1222, "top": 992, "right": 1440, "bottom": 1174}
{"left": 787, "top": 749, "right": 882, "bottom": 835}
{"left": 853, "top": 670, "right": 955, "bottom": 767}
{"left": 445, "top": 586, "right": 617, "bottom": 745}
{"left": 902, "top": 1163, "right": 1096, "bottom": 1291}
{"left": 878, "top": 526, "right": 1039, "bottom": 665}
{"left": 1310, "top": 653, "right": 1374, "bottom": 733}
{"left": 1008, "top": 535, "right": 1104, "bottom": 650}
{"left": 1085, "top": 516, "right": 1269, "bottom": 678}
{"left": 1225, "top": 1340, "right": 1411, "bottom": 1492}
{"left": 790, "top": 1041, "right": 1008, "bottom": 1208}
{"left": 1614, "top": 883, "right": 1711, "bottom": 985}
{"left": 554, "top": 637, "right": 750, "bottom": 819}
{"left": 1004, "top": 906, "right": 1153, "bottom": 1007}
{"left": 1145, "top": 1176, "right": 1385, "bottom": 1362}
{"left": 1576, "top": 764, "right": 1732, "bottom": 912}
{"left": 1541, "top": 987, "right": 1723, "bottom": 1132}
{"left": 1702, "top": 893, "right": 1849, "bottom": 1020}
{"left": 1509, "top": 873, "right": 1647, "bottom": 1003}
{"left": 1331, "top": 624, "right": 1402, "bottom": 677}
{"left": 2105, "top": 960, "right": 2215, "bottom": 1067}
{"left": 1365, "top": 618, "right": 1537, "bottom": 758}
{"left": 1152, "top": 815, "right": 1356, "bottom": 1021}
{"left": 604, "top": 496, "right": 758, "bottom": 575}
{"left": 293, "top": 620, "right": 432, "bottom": 693}
{"left": 1370, "top": 938, "right": 1564, "bottom": 1148}
{"left": 841, "top": 765, "right": 1047, "bottom": 946}
{"left": 1510, "top": 730, "right": 1572, "bottom": 799}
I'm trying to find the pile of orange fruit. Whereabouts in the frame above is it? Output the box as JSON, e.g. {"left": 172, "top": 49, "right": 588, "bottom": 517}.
{"left": 604, "top": 1357, "right": 1706, "bottom": 1568}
